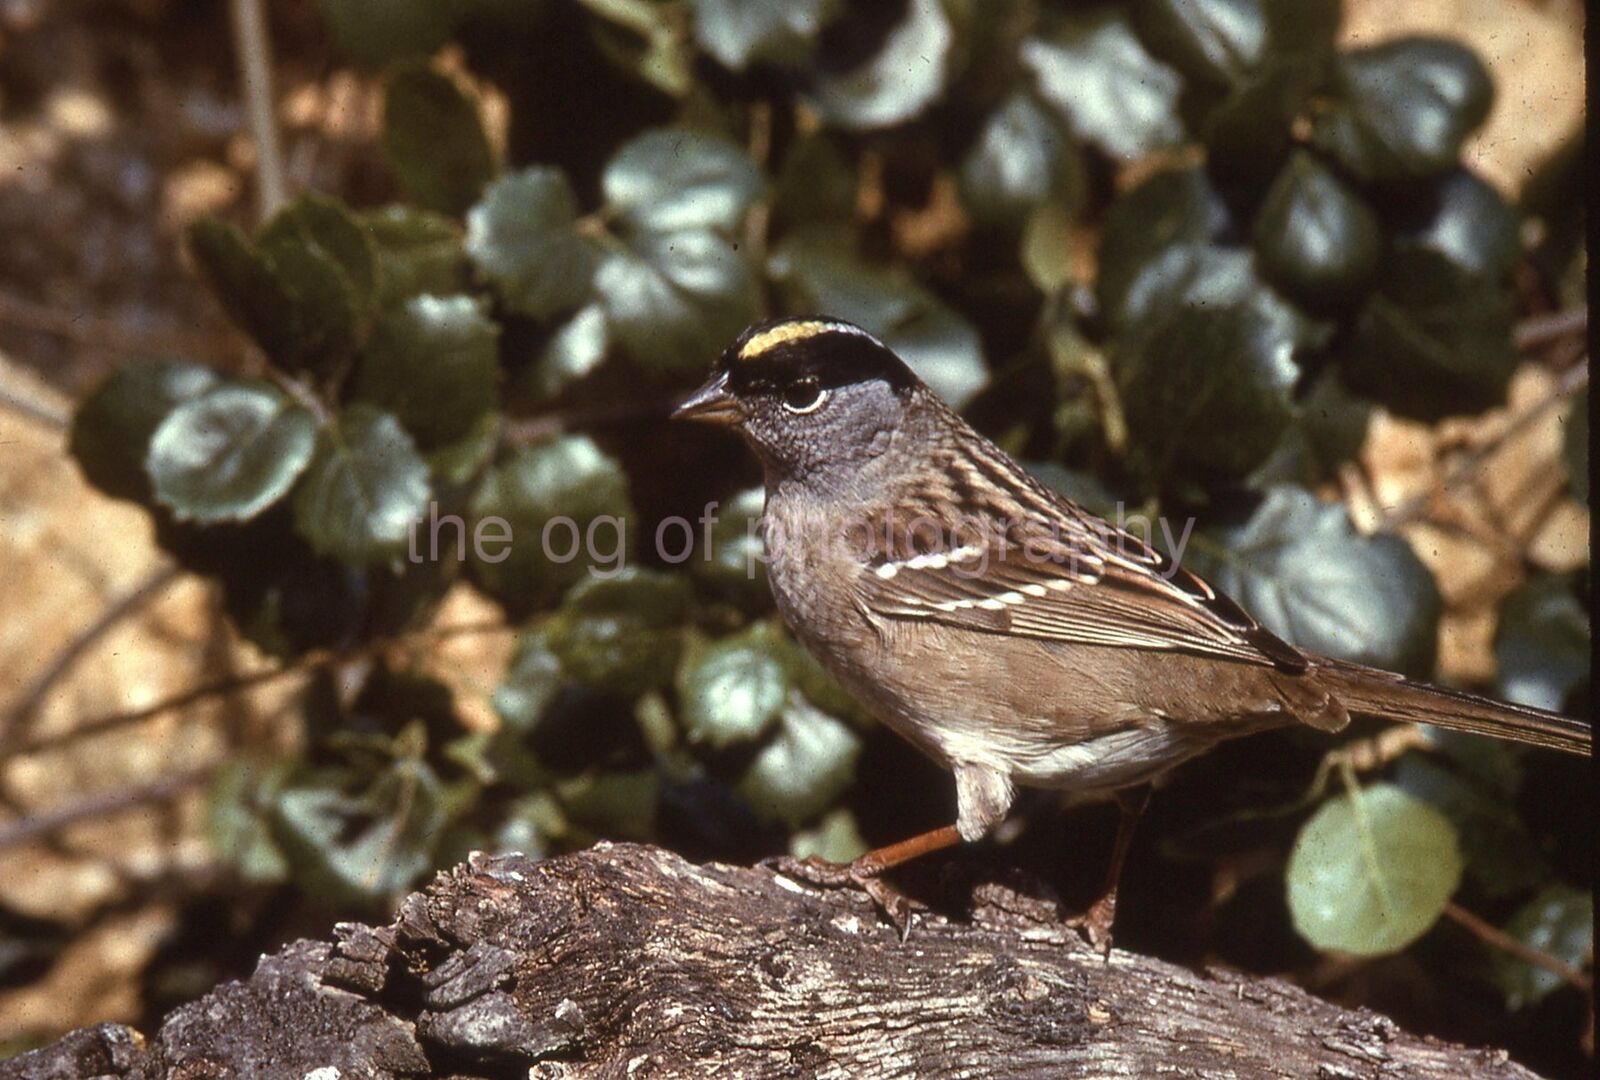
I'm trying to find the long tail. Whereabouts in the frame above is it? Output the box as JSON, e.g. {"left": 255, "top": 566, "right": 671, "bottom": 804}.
{"left": 1314, "top": 658, "right": 1591, "bottom": 755}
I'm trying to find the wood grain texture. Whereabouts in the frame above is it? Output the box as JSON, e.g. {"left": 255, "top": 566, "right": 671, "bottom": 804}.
{"left": 1, "top": 842, "right": 1543, "bottom": 1079}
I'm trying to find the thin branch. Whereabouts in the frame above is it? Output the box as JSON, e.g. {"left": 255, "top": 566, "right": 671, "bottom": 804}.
{"left": 0, "top": 766, "right": 216, "bottom": 852}
{"left": 0, "top": 382, "right": 71, "bottom": 430}
{"left": 1380, "top": 359, "right": 1588, "bottom": 529}
{"left": 229, "top": 0, "right": 288, "bottom": 220}
{"left": 1444, "top": 901, "right": 1593, "bottom": 994}
{"left": 8, "top": 662, "right": 301, "bottom": 758}
{"left": 1513, "top": 306, "right": 1588, "bottom": 353}
{"left": 0, "top": 564, "right": 182, "bottom": 751}
{"left": 0, "top": 291, "right": 242, "bottom": 366}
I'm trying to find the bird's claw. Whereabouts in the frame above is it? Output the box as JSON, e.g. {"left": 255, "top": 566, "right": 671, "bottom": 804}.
{"left": 1065, "top": 892, "right": 1118, "bottom": 959}
{"left": 761, "top": 854, "right": 926, "bottom": 939}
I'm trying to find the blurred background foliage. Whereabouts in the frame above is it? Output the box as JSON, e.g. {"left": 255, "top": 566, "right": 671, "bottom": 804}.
{"left": 0, "top": 0, "right": 1589, "bottom": 1072}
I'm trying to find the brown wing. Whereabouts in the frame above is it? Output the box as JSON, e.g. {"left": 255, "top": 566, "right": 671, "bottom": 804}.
{"left": 852, "top": 447, "right": 1308, "bottom": 673}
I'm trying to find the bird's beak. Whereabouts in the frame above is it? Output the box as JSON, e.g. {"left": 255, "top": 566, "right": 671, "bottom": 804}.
{"left": 673, "top": 370, "right": 742, "bottom": 427}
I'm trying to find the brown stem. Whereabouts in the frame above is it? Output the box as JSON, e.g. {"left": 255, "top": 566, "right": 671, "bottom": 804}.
{"left": 1443, "top": 901, "right": 1593, "bottom": 994}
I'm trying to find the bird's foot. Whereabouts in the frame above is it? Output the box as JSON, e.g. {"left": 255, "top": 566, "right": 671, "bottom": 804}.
{"left": 761, "top": 854, "right": 926, "bottom": 939}
{"left": 1065, "top": 891, "right": 1118, "bottom": 959}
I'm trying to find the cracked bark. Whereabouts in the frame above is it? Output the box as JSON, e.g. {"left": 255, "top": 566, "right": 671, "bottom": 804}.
{"left": 1, "top": 842, "right": 1544, "bottom": 1079}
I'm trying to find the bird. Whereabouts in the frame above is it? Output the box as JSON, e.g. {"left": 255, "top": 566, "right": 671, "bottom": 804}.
{"left": 673, "top": 315, "right": 1591, "bottom": 945}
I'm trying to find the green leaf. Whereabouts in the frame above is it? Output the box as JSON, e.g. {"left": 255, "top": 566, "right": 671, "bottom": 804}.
{"left": 1340, "top": 248, "right": 1515, "bottom": 422}
{"left": 525, "top": 303, "right": 609, "bottom": 402}
{"left": 595, "top": 227, "right": 758, "bottom": 375}
{"left": 1489, "top": 885, "right": 1593, "bottom": 1010}
{"left": 1287, "top": 783, "right": 1463, "bottom": 957}
{"left": 148, "top": 382, "right": 318, "bottom": 524}
{"left": 291, "top": 405, "right": 431, "bottom": 565}
{"left": 771, "top": 132, "right": 857, "bottom": 234}
{"left": 545, "top": 569, "right": 691, "bottom": 696}
{"left": 494, "top": 631, "right": 565, "bottom": 735}
{"left": 790, "top": 808, "right": 868, "bottom": 863}
{"left": 690, "top": 485, "right": 771, "bottom": 605}
{"left": 1135, "top": 0, "right": 1267, "bottom": 88}
{"left": 354, "top": 293, "right": 501, "bottom": 448}
{"left": 359, "top": 206, "right": 467, "bottom": 307}
{"left": 382, "top": 63, "right": 498, "bottom": 216}
{"left": 70, "top": 361, "right": 219, "bottom": 504}
{"left": 1394, "top": 752, "right": 1547, "bottom": 899}
{"left": 425, "top": 410, "right": 501, "bottom": 488}
{"left": 271, "top": 757, "right": 451, "bottom": 906}
{"left": 187, "top": 218, "right": 298, "bottom": 364}
{"left": 259, "top": 192, "right": 379, "bottom": 313}
{"left": 1187, "top": 486, "right": 1442, "bottom": 671}
{"left": 810, "top": 0, "right": 951, "bottom": 130}
{"left": 738, "top": 696, "right": 861, "bottom": 827}
{"left": 1113, "top": 297, "right": 1298, "bottom": 484}
{"left": 1253, "top": 151, "right": 1383, "bottom": 308}
{"left": 1200, "top": 59, "right": 1319, "bottom": 191}
{"left": 1312, "top": 38, "right": 1493, "bottom": 185}
{"left": 1564, "top": 395, "right": 1587, "bottom": 505}
{"left": 689, "top": 0, "right": 826, "bottom": 70}
{"left": 256, "top": 234, "right": 368, "bottom": 372}
{"left": 580, "top": 0, "right": 692, "bottom": 97}
{"left": 557, "top": 768, "right": 660, "bottom": 841}
{"left": 678, "top": 623, "right": 791, "bottom": 748}
{"left": 1396, "top": 169, "right": 1522, "bottom": 280}
{"left": 603, "top": 128, "right": 762, "bottom": 233}
{"left": 958, "top": 92, "right": 1085, "bottom": 230}
{"left": 312, "top": 0, "right": 457, "bottom": 66}
{"left": 206, "top": 758, "right": 292, "bottom": 883}
{"left": 467, "top": 435, "right": 635, "bottom": 616}
{"left": 466, "top": 167, "right": 600, "bottom": 320}
{"left": 1096, "top": 166, "right": 1231, "bottom": 325}
{"left": 1024, "top": 10, "right": 1184, "bottom": 163}
{"left": 1494, "top": 575, "right": 1590, "bottom": 714}
{"left": 768, "top": 238, "right": 987, "bottom": 407}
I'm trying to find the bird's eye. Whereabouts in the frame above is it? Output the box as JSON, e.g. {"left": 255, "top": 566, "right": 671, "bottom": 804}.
{"left": 781, "top": 379, "right": 828, "bottom": 414}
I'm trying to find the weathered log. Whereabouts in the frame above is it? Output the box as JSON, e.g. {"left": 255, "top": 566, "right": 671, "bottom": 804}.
{"left": 1, "top": 842, "right": 1542, "bottom": 1079}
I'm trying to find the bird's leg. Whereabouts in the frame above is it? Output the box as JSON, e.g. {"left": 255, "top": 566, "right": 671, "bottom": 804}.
{"left": 1068, "top": 785, "right": 1151, "bottom": 957}
{"left": 763, "top": 824, "right": 963, "bottom": 938}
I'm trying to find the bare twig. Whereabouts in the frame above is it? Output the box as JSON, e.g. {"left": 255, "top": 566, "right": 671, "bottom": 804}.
{"left": 229, "top": 0, "right": 288, "bottom": 220}
{"left": 1380, "top": 359, "right": 1588, "bottom": 529}
{"left": 0, "top": 382, "right": 71, "bottom": 430}
{"left": 1513, "top": 306, "right": 1588, "bottom": 353}
{"left": 0, "top": 564, "right": 183, "bottom": 751}
{"left": 1444, "top": 901, "right": 1593, "bottom": 994}
{"left": 0, "top": 290, "right": 242, "bottom": 365}
{"left": 0, "top": 766, "right": 216, "bottom": 851}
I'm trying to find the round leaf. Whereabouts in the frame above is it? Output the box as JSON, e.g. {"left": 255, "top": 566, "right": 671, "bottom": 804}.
{"left": 1135, "top": 0, "right": 1268, "bottom": 88}
{"left": 526, "top": 303, "right": 609, "bottom": 402}
{"left": 1114, "top": 299, "right": 1298, "bottom": 483}
{"left": 1396, "top": 169, "right": 1521, "bottom": 280}
{"left": 354, "top": 293, "right": 501, "bottom": 448}
{"left": 1287, "top": 783, "right": 1463, "bottom": 957}
{"left": 259, "top": 192, "right": 379, "bottom": 311}
{"left": 1494, "top": 575, "right": 1590, "bottom": 713}
{"left": 689, "top": 0, "right": 826, "bottom": 70}
{"left": 467, "top": 435, "right": 636, "bottom": 615}
{"left": 70, "top": 361, "right": 219, "bottom": 504}
{"left": 1489, "top": 885, "right": 1594, "bottom": 1010}
{"left": 383, "top": 63, "right": 498, "bottom": 216}
{"left": 1253, "top": 151, "right": 1383, "bottom": 307}
{"left": 1187, "top": 486, "right": 1442, "bottom": 671}
{"left": 1311, "top": 38, "right": 1493, "bottom": 185}
{"left": 810, "top": 0, "right": 952, "bottom": 130}
{"left": 678, "top": 624, "right": 791, "bottom": 748}
{"left": 595, "top": 228, "right": 758, "bottom": 375}
{"left": 1096, "top": 166, "right": 1232, "bottom": 326}
{"left": 738, "top": 697, "right": 861, "bottom": 827}
{"left": 1340, "top": 248, "right": 1515, "bottom": 421}
{"left": 467, "top": 167, "right": 600, "bottom": 320}
{"left": 360, "top": 206, "right": 467, "bottom": 307}
{"left": 312, "top": 0, "right": 457, "bottom": 66}
{"left": 292, "top": 405, "right": 431, "bottom": 565}
{"left": 1023, "top": 11, "right": 1184, "bottom": 163}
{"left": 148, "top": 382, "right": 317, "bottom": 524}
{"left": 602, "top": 128, "right": 762, "bottom": 234}
{"left": 545, "top": 569, "right": 691, "bottom": 697}
{"left": 958, "top": 92, "right": 1084, "bottom": 230}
